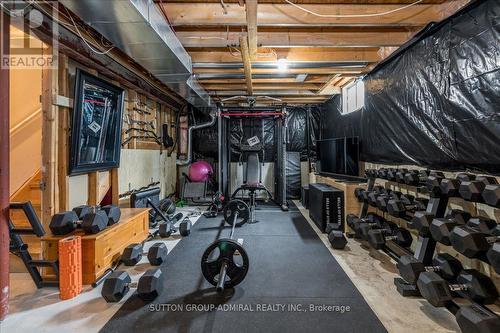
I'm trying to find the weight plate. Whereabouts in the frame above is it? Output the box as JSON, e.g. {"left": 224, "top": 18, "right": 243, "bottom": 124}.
{"left": 201, "top": 238, "right": 249, "bottom": 289}
{"left": 223, "top": 200, "right": 250, "bottom": 226}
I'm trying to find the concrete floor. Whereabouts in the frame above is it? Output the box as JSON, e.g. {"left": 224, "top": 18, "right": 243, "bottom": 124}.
{"left": 0, "top": 202, "right": 477, "bottom": 333}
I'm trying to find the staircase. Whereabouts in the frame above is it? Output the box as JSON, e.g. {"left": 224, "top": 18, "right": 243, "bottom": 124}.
{"left": 10, "top": 170, "right": 42, "bottom": 272}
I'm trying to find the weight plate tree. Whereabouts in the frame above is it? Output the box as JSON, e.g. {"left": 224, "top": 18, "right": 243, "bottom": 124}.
{"left": 201, "top": 199, "right": 250, "bottom": 292}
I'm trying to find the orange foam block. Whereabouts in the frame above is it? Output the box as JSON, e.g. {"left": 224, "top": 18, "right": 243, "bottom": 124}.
{"left": 58, "top": 236, "right": 82, "bottom": 300}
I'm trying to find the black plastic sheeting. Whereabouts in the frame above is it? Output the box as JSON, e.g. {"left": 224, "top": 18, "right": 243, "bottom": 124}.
{"left": 193, "top": 106, "right": 321, "bottom": 162}
{"left": 286, "top": 151, "right": 302, "bottom": 199}
{"left": 321, "top": 0, "right": 500, "bottom": 174}
{"left": 287, "top": 106, "right": 321, "bottom": 161}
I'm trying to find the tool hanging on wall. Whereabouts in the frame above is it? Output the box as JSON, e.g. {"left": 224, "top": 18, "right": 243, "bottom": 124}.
{"left": 125, "top": 127, "right": 159, "bottom": 138}
{"left": 122, "top": 135, "right": 162, "bottom": 147}
{"left": 125, "top": 115, "right": 156, "bottom": 130}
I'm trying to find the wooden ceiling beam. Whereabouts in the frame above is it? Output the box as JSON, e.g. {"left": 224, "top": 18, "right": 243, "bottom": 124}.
{"left": 193, "top": 67, "right": 367, "bottom": 74}
{"left": 187, "top": 47, "right": 382, "bottom": 62}
{"left": 317, "top": 74, "right": 341, "bottom": 95}
{"left": 162, "top": 3, "right": 458, "bottom": 27}
{"left": 205, "top": 83, "right": 322, "bottom": 90}
{"left": 176, "top": 30, "right": 412, "bottom": 48}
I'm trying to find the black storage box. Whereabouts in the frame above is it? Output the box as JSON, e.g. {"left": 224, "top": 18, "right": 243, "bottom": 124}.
{"left": 301, "top": 185, "right": 310, "bottom": 209}
{"left": 309, "top": 183, "right": 344, "bottom": 233}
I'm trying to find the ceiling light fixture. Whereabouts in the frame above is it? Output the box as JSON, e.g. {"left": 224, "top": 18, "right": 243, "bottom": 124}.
{"left": 277, "top": 57, "right": 288, "bottom": 71}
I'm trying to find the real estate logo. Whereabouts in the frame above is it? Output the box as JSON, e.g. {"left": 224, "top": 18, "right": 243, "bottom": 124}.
{"left": 1, "top": 1, "right": 58, "bottom": 69}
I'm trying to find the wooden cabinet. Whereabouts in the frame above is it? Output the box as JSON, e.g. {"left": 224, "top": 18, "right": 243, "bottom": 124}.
{"left": 42, "top": 208, "right": 149, "bottom": 284}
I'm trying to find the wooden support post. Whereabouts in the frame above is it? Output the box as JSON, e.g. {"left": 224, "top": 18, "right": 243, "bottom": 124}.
{"left": 57, "top": 54, "right": 70, "bottom": 210}
{"left": 239, "top": 36, "right": 254, "bottom": 96}
{"left": 0, "top": 11, "right": 10, "bottom": 321}
{"left": 41, "top": 46, "right": 59, "bottom": 228}
{"left": 87, "top": 172, "right": 99, "bottom": 206}
{"left": 245, "top": 0, "right": 258, "bottom": 60}
{"left": 111, "top": 168, "right": 119, "bottom": 206}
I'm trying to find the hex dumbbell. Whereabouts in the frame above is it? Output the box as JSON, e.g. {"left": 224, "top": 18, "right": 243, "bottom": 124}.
{"left": 367, "top": 227, "right": 413, "bottom": 250}
{"left": 439, "top": 173, "right": 476, "bottom": 197}
{"left": 482, "top": 184, "right": 500, "bottom": 208}
{"left": 101, "top": 268, "right": 164, "bottom": 302}
{"left": 459, "top": 176, "right": 498, "bottom": 202}
{"left": 426, "top": 171, "right": 446, "bottom": 196}
{"left": 49, "top": 206, "right": 108, "bottom": 235}
{"left": 404, "top": 170, "right": 430, "bottom": 186}
{"left": 121, "top": 242, "right": 168, "bottom": 266}
{"left": 428, "top": 210, "right": 472, "bottom": 245}
{"left": 397, "top": 253, "right": 463, "bottom": 285}
{"left": 417, "top": 269, "right": 499, "bottom": 306}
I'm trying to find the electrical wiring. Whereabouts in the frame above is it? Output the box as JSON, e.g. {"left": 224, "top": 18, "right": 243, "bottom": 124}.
{"left": 65, "top": 7, "right": 115, "bottom": 55}
{"left": 284, "top": 0, "right": 424, "bottom": 18}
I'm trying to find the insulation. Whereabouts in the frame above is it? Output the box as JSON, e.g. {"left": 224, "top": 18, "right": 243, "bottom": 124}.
{"left": 321, "top": 0, "right": 500, "bottom": 174}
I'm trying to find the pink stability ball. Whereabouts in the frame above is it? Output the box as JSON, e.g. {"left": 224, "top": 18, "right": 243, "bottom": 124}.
{"left": 188, "top": 160, "right": 213, "bottom": 182}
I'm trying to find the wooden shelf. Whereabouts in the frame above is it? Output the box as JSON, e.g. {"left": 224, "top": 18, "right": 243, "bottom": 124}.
{"left": 42, "top": 208, "right": 149, "bottom": 284}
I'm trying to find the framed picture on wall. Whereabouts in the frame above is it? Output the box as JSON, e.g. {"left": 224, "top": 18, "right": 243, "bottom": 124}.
{"left": 69, "top": 69, "right": 125, "bottom": 175}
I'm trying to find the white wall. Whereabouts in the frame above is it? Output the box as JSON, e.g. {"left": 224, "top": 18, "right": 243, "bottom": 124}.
{"left": 68, "top": 149, "right": 177, "bottom": 208}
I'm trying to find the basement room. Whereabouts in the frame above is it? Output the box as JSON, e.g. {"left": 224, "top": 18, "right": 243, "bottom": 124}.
{"left": 1, "top": 0, "right": 499, "bottom": 332}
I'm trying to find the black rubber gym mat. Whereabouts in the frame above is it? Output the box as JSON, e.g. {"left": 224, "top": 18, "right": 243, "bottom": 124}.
{"left": 100, "top": 203, "right": 387, "bottom": 333}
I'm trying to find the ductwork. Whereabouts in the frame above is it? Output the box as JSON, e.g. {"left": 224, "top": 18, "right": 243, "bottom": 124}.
{"left": 60, "top": 0, "right": 211, "bottom": 108}
{"left": 177, "top": 112, "right": 217, "bottom": 166}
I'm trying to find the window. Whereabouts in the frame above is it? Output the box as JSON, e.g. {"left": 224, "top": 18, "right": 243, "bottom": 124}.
{"left": 342, "top": 80, "right": 365, "bottom": 114}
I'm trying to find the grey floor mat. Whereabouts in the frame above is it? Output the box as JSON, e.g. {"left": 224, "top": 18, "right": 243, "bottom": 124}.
{"left": 100, "top": 203, "right": 387, "bottom": 333}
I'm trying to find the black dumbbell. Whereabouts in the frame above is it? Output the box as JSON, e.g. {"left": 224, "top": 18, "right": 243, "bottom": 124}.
{"left": 377, "top": 168, "right": 389, "bottom": 179}
{"left": 450, "top": 222, "right": 500, "bottom": 263}
{"left": 364, "top": 169, "right": 374, "bottom": 178}
{"left": 404, "top": 170, "right": 430, "bottom": 186}
{"left": 426, "top": 171, "right": 446, "bottom": 196}
{"left": 376, "top": 191, "right": 402, "bottom": 212}
{"left": 367, "top": 227, "right": 413, "bottom": 250}
{"left": 439, "top": 173, "right": 476, "bottom": 197}
{"left": 397, "top": 253, "right": 463, "bottom": 285}
{"left": 354, "top": 188, "right": 365, "bottom": 202}
{"left": 487, "top": 243, "right": 500, "bottom": 274}
{"left": 102, "top": 205, "right": 121, "bottom": 226}
{"left": 350, "top": 214, "right": 385, "bottom": 239}
{"left": 459, "top": 176, "right": 499, "bottom": 202}
{"left": 428, "top": 210, "right": 472, "bottom": 245}
{"left": 394, "top": 169, "right": 409, "bottom": 183}
{"left": 417, "top": 269, "right": 499, "bottom": 306}
{"left": 49, "top": 207, "right": 108, "bottom": 235}
{"left": 482, "top": 184, "right": 500, "bottom": 208}
{"left": 328, "top": 230, "right": 347, "bottom": 249}
{"left": 387, "top": 197, "right": 428, "bottom": 218}
{"left": 101, "top": 268, "right": 164, "bottom": 302}
{"left": 158, "top": 214, "right": 191, "bottom": 237}
{"left": 122, "top": 242, "right": 168, "bottom": 266}
{"left": 358, "top": 219, "right": 398, "bottom": 241}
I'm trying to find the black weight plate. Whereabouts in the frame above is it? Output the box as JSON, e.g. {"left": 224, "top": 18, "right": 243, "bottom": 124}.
{"left": 201, "top": 238, "right": 249, "bottom": 289}
{"left": 223, "top": 200, "right": 250, "bottom": 226}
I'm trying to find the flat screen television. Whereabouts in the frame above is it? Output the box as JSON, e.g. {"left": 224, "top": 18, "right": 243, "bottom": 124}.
{"left": 316, "top": 137, "right": 360, "bottom": 177}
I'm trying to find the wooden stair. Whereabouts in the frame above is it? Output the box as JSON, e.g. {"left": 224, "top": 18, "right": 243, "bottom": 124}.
{"left": 10, "top": 170, "right": 43, "bottom": 272}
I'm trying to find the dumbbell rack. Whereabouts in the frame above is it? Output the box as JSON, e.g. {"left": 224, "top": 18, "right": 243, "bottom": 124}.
{"left": 360, "top": 175, "right": 450, "bottom": 296}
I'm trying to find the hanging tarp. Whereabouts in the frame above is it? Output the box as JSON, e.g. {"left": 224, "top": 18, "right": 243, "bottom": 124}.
{"left": 321, "top": 0, "right": 500, "bottom": 174}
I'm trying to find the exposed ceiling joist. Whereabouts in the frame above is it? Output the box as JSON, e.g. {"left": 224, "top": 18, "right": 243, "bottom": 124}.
{"left": 187, "top": 47, "right": 383, "bottom": 62}
{"left": 161, "top": 3, "right": 458, "bottom": 27}
{"left": 176, "top": 30, "right": 413, "bottom": 48}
